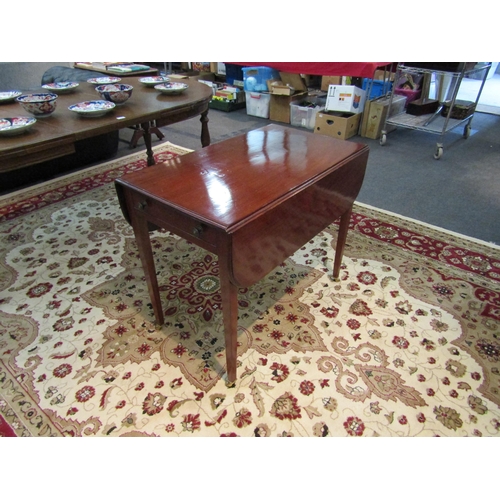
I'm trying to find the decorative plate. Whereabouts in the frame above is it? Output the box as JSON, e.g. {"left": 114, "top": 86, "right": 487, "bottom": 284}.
{"left": 0, "top": 90, "right": 22, "bottom": 103}
{"left": 87, "top": 77, "right": 121, "bottom": 85}
{"left": 0, "top": 116, "right": 37, "bottom": 136}
{"left": 154, "top": 82, "right": 188, "bottom": 95}
{"left": 42, "top": 82, "right": 79, "bottom": 94}
{"left": 68, "top": 100, "right": 116, "bottom": 117}
{"left": 139, "top": 76, "right": 170, "bottom": 87}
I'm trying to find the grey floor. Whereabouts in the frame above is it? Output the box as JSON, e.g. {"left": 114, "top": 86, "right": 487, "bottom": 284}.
{"left": 116, "top": 104, "right": 500, "bottom": 246}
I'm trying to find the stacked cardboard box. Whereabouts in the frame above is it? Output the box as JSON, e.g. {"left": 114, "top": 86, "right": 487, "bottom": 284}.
{"left": 312, "top": 84, "right": 366, "bottom": 140}
{"left": 269, "top": 72, "right": 310, "bottom": 123}
{"left": 325, "top": 85, "right": 366, "bottom": 115}
{"left": 314, "top": 111, "right": 361, "bottom": 140}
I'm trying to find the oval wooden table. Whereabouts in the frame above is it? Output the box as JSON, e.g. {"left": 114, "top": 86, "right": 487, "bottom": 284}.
{"left": 0, "top": 77, "right": 213, "bottom": 173}
{"left": 115, "top": 124, "right": 370, "bottom": 386}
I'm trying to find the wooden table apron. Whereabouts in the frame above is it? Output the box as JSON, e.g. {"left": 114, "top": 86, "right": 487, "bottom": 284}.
{"left": 0, "top": 77, "right": 213, "bottom": 173}
{"left": 115, "top": 124, "right": 369, "bottom": 384}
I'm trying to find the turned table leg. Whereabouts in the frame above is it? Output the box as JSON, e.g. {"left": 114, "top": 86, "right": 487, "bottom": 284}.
{"left": 141, "top": 122, "right": 156, "bottom": 166}
{"left": 200, "top": 109, "right": 210, "bottom": 148}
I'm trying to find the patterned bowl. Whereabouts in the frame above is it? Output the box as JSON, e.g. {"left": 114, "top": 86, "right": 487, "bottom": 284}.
{"left": 42, "top": 82, "right": 79, "bottom": 94}
{"left": 95, "top": 84, "right": 133, "bottom": 105}
{"left": 68, "top": 100, "right": 116, "bottom": 117}
{"left": 154, "top": 82, "right": 188, "bottom": 95}
{"left": 139, "top": 76, "right": 170, "bottom": 87}
{"left": 0, "top": 90, "right": 22, "bottom": 103}
{"left": 0, "top": 116, "right": 37, "bottom": 136}
{"left": 16, "top": 93, "right": 58, "bottom": 117}
{"left": 87, "top": 77, "right": 121, "bottom": 85}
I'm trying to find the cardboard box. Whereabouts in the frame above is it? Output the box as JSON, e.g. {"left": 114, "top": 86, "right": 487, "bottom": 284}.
{"left": 326, "top": 85, "right": 366, "bottom": 114}
{"left": 270, "top": 91, "right": 307, "bottom": 123}
{"left": 210, "top": 62, "right": 226, "bottom": 75}
{"left": 269, "top": 72, "right": 308, "bottom": 96}
{"left": 360, "top": 94, "right": 406, "bottom": 139}
{"left": 302, "top": 74, "right": 321, "bottom": 88}
{"left": 269, "top": 82, "right": 294, "bottom": 95}
{"left": 314, "top": 111, "right": 361, "bottom": 140}
{"left": 279, "top": 72, "right": 308, "bottom": 92}
{"left": 321, "top": 75, "right": 342, "bottom": 91}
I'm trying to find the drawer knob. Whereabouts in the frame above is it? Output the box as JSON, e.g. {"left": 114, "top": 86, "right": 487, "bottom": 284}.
{"left": 192, "top": 224, "right": 204, "bottom": 237}
{"left": 137, "top": 200, "right": 148, "bottom": 211}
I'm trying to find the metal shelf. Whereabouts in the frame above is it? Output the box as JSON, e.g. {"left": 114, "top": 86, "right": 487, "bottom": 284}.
{"left": 397, "top": 63, "right": 491, "bottom": 79}
{"left": 379, "top": 62, "right": 491, "bottom": 159}
{"left": 385, "top": 112, "right": 470, "bottom": 135}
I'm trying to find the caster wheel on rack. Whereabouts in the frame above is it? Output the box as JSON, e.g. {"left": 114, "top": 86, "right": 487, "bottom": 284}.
{"left": 380, "top": 133, "right": 387, "bottom": 146}
{"left": 463, "top": 125, "right": 471, "bottom": 139}
{"left": 434, "top": 146, "right": 443, "bottom": 160}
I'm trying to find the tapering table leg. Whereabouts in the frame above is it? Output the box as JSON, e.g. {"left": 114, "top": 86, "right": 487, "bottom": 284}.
{"left": 333, "top": 206, "right": 353, "bottom": 280}
{"left": 217, "top": 252, "right": 238, "bottom": 386}
{"left": 128, "top": 209, "right": 164, "bottom": 325}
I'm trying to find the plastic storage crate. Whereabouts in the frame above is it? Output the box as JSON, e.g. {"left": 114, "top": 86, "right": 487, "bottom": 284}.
{"left": 225, "top": 63, "right": 244, "bottom": 85}
{"left": 209, "top": 98, "right": 246, "bottom": 112}
{"left": 245, "top": 92, "right": 271, "bottom": 118}
{"left": 242, "top": 66, "right": 280, "bottom": 92}
{"left": 394, "top": 87, "right": 421, "bottom": 107}
{"left": 290, "top": 99, "right": 325, "bottom": 129}
{"left": 362, "top": 78, "right": 393, "bottom": 100}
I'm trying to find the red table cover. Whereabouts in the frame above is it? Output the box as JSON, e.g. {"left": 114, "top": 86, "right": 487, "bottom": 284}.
{"left": 226, "top": 62, "right": 393, "bottom": 79}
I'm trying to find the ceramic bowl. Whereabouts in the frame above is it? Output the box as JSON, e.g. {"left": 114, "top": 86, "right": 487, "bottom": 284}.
{"left": 154, "top": 82, "right": 188, "bottom": 95}
{"left": 95, "top": 84, "right": 133, "bottom": 104}
{"left": 42, "top": 82, "right": 79, "bottom": 94}
{"left": 0, "top": 116, "right": 37, "bottom": 136}
{"left": 16, "top": 93, "right": 58, "bottom": 117}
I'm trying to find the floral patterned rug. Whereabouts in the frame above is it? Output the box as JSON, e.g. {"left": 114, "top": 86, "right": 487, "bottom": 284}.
{"left": 1, "top": 142, "right": 499, "bottom": 437}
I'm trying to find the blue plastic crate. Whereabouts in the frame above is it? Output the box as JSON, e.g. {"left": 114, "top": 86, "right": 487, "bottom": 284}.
{"left": 362, "top": 78, "right": 393, "bottom": 100}
{"left": 242, "top": 66, "right": 280, "bottom": 92}
{"left": 225, "top": 63, "right": 244, "bottom": 85}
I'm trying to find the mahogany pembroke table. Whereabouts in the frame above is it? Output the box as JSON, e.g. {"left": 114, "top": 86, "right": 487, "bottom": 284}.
{"left": 115, "top": 124, "right": 369, "bottom": 385}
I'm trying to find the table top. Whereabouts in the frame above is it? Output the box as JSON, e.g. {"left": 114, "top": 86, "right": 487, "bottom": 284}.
{"left": 116, "top": 124, "right": 369, "bottom": 230}
{"left": 0, "top": 77, "right": 213, "bottom": 172}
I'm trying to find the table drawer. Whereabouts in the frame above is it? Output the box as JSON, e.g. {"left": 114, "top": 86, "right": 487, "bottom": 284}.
{"left": 130, "top": 192, "right": 218, "bottom": 248}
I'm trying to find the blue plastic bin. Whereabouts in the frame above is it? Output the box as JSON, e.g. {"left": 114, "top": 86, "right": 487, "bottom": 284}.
{"left": 242, "top": 66, "right": 280, "bottom": 92}
{"left": 225, "top": 64, "right": 244, "bottom": 85}
{"left": 362, "top": 78, "right": 393, "bottom": 100}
